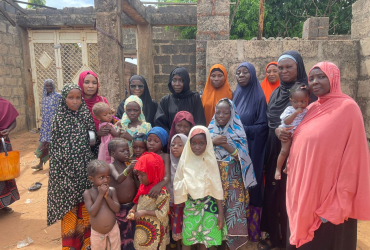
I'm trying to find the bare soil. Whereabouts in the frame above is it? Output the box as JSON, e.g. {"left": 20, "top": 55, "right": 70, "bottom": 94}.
{"left": 0, "top": 132, "right": 369, "bottom": 250}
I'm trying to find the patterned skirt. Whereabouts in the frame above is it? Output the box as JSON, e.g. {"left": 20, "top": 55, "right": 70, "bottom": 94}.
{"left": 219, "top": 161, "right": 250, "bottom": 250}
{"left": 35, "top": 141, "right": 49, "bottom": 164}
{"left": 182, "top": 195, "right": 227, "bottom": 247}
{"left": 61, "top": 202, "right": 91, "bottom": 250}
{"left": 170, "top": 203, "right": 185, "bottom": 241}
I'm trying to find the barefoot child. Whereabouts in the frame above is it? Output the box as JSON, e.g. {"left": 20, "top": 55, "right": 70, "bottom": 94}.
{"left": 93, "top": 102, "right": 121, "bottom": 163}
{"left": 146, "top": 127, "right": 170, "bottom": 197}
{"left": 83, "top": 160, "right": 121, "bottom": 250}
{"left": 108, "top": 139, "right": 138, "bottom": 250}
{"left": 275, "top": 82, "right": 310, "bottom": 180}
{"left": 132, "top": 133, "right": 147, "bottom": 160}
{"left": 168, "top": 134, "right": 188, "bottom": 249}
{"left": 128, "top": 152, "right": 170, "bottom": 250}
{"left": 173, "top": 126, "right": 227, "bottom": 249}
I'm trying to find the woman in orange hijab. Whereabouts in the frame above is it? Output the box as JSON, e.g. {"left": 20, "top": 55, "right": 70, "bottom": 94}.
{"left": 260, "top": 62, "right": 280, "bottom": 104}
{"left": 202, "top": 64, "right": 233, "bottom": 126}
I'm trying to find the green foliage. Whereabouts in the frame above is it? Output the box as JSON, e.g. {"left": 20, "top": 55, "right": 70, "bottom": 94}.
{"left": 27, "top": 0, "right": 46, "bottom": 9}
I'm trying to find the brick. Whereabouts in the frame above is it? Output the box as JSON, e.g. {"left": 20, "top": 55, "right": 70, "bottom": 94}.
{"left": 11, "top": 68, "right": 21, "bottom": 76}
{"left": 9, "top": 46, "right": 21, "bottom": 56}
{"left": 161, "top": 65, "right": 177, "bottom": 74}
{"left": 0, "top": 22, "right": 6, "bottom": 33}
{"left": 7, "top": 25, "right": 17, "bottom": 35}
{"left": 1, "top": 87, "right": 12, "bottom": 97}
{"left": 6, "top": 77, "right": 17, "bottom": 86}
{"left": 172, "top": 55, "right": 189, "bottom": 64}
{"left": 155, "top": 65, "right": 159, "bottom": 74}
{"left": 4, "top": 56, "right": 16, "bottom": 66}
{"left": 154, "top": 55, "right": 170, "bottom": 64}
{"left": 154, "top": 75, "right": 169, "bottom": 84}
{"left": 1, "top": 33, "right": 13, "bottom": 45}
{"left": 154, "top": 45, "right": 160, "bottom": 54}
{"left": 0, "top": 44, "right": 8, "bottom": 55}
{"left": 179, "top": 44, "right": 196, "bottom": 54}
{"left": 0, "top": 66, "right": 10, "bottom": 75}
{"left": 161, "top": 45, "right": 178, "bottom": 54}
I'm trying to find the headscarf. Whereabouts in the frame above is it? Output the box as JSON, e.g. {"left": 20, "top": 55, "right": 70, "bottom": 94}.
{"left": 266, "top": 51, "right": 308, "bottom": 128}
{"left": 147, "top": 127, "right": 169, "bottom": 147}
{"left": 133, "top": 152, "right": 165, "bottom": 204}
{"left": 77, "top": 70, "right": 108, "bottom": 130}
{"left": 260, "top": 62, "right": 280, "bottom": 104}
{"left": 173, "top": 126, "right": 224, "bottom": 204}
{"left": 168, "top": 111, "right": 195, "bottom": 147}
{"left": 286, "top": 62, "right": 370, "bottom": 247}
{"left": 0, "top": 98, "right": 19, "bottom": 131}
{"left": 167, "top": 133, "right": 188, "bottom": 204}
{"left": 121, "top": 95, "right": 146, "bottom": 127}
{"left": 116, "top": 75, "right": 158, "bottom": 126}
{"left": 47, "top": 84, "right": 97, "bottom": 226}
{"left": 202, "top": 64, "right": 233, "bottom": 126}
{"left": 208, "top": 98, "right": 256, "bottom": 188}
{"left": 40, "top": 79, "right": 61, "bottom": 142}
{"left": 168, "top": 67, "right": 195, "bottom": 99}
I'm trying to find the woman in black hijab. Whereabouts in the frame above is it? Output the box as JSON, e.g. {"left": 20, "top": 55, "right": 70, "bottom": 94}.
{"left": 116, "top": 75, "right": 158, "bottom": 127}
{"left": 154, "top": 67, "right": 206, "bottom": 133}
{"left": 259, "top": 51, "right": 317, "bottom": 250}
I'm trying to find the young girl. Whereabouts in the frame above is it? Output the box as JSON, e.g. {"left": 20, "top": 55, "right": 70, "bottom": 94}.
{"left": 128, "top": 152, "right": 170, "bottom": 250}
{"left": 146, "top": 127, "right": 170, "bottom": 197}
{"left": 209, "top": 98, "right": 252, "bottom": 250}
{"left": 93, "top": 102, "right": 121, "bottom": 164}
{"left": 173, "top": 126, "right": 227, "bottom": 249}
{"left": 83, "top": 160, "right": 121, "bottom": 250}
{"left": 132, "top": 133, "right": 147, "bottom": 160}
{"left": 168, "top": 134, "right": 187, "bottom": 249}
{"left": 275, "top": 82, "right": 310, "bottom": 180}
{"left": 120, "top": 95, "right": 151, "bottom": 154}
{"left": 168, "top": 111, "right": 194, "bottom": 149}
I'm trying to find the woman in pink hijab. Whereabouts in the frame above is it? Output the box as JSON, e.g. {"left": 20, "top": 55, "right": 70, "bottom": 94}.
{"left": 286, "top": 62, "right": 370, "bottom": 249}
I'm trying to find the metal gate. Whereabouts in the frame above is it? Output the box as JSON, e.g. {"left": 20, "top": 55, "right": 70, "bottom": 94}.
{"left": 28, "top": 30, "right": 99, "bottom": 128}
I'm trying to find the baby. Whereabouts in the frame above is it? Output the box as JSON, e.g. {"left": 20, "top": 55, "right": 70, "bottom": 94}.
{"left": 83, "top": 160, "right": 121, "bottom": 250}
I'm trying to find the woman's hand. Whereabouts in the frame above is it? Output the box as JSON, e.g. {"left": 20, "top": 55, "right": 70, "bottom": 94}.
{"left": 120, "top": 130, "right": 133, "bottom": 141}
{"left": 0, "top": 128, "right": 11, "bottom": 137}
{"left": 212, "top": 135, "right": 227, "bottom": 146}
{"left": 275, "top": 127, "right": 292, "bottom": 143}
{"left": 97, "top": 126, "right": 110, "bottom": 137}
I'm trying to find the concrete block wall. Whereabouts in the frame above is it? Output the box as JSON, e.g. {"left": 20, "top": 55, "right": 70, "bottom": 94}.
{"left": 0, "top": 14, "right": 28, "bottom": 134}
{"left": 153, "top": 39, "right": 196, "bottom": 101}
{"left": 351, "top": 0, "right": 370, "bottom": 39}
{"left": 122, "top": 61, "right": 138, "bottom": 99}
{"left": 358, "top": 37, "right": 370, "bottom": 142}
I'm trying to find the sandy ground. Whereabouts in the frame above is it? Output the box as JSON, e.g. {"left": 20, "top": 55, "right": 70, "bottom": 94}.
{"left": 0, "top": 131, "right": 369, "bottom": 250}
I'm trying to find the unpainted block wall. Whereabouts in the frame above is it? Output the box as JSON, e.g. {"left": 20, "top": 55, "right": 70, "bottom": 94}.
{"left": 351, "top": 0, "right": 370, "bottom": 39}
{"left": 152, "top": 39, "right": 196, "bottom": 101}
{"left": 358, "top": 37, "right": 370, "bottom": 141}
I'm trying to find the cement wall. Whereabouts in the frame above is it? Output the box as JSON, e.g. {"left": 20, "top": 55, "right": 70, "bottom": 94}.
{"left": 153, "top": 39, "right": 196, "bottom": 100}
{"left": 358, "top": 37, "right": 370, "bottom": 141}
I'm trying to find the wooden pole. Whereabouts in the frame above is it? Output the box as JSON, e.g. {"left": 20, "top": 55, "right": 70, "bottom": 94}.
{"left": 257, "top": 0, "right": 265, "bottom": 40}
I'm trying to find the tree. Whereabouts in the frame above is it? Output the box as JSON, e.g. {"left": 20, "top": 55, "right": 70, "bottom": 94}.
{"left": 27, "top": 0, "right": 46, "bottom": 9}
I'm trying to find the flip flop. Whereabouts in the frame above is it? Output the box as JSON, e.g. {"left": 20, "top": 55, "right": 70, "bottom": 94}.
{"left": 257, "top": 239, "right": 275, "bottom": 250}
{"left": 31, "top": 165, "right": 43, "bottom": 171}
{"left": 28, "top": 182, "right": 42, "bottom": 191}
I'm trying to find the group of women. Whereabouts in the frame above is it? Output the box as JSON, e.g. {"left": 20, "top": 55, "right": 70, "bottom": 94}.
{"left": 1, "top": 49, "right": 369, "bottom": 250}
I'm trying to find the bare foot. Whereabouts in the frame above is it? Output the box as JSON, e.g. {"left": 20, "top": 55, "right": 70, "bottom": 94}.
{"left": 275, "top": 169, "right": 281, "bottom": 180}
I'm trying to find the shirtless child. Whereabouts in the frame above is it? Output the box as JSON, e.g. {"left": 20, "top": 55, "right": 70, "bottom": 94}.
{"left": 108, "top": 138, "right": 138, "bottom": 250}
{"left": 83, "top": 160, "right": 120, "bottom": 250}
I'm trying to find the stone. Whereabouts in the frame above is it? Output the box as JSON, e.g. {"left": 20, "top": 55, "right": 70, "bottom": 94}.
{"left": 1, "top": 33, "right": 13, "bottom": 45}
{"left": 154, "top": 55, "right": 170, "bottom": 64}
{"left": 0, "top": 22, "right": 6, "bottom": 33}
{"left": 161, "top": 45, "right": 178, "bottom": 54}
{"left": 172, "top": 55, "right": 189, "bottom": 64}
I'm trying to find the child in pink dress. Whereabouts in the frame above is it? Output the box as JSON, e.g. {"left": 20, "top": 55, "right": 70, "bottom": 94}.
{"left": 93, "top": 102, "right": 121, "bottom": 163}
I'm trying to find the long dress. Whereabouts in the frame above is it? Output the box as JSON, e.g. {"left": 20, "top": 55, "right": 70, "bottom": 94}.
{"left": 47, "top": 84, "right": 98, "bottom": 250}
{"left": 155, "top": 67, "right": 206, "bottom": 133}
{"left": 233, "top": 62, "right": 268, "bottom": 241}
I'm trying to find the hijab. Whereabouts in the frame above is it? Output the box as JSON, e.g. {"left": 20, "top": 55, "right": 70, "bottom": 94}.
{"left": 116, "top": 75, "right": 157, "bottom": 126}
{"left": 168, "top": 111, "right": 195, "bottom": 147}
{"left": 77, "top": 70, "right": 108, "bottom": 130}
{"left": 266, "top": 51, "right": 308, "bottom": 128}
{"left": 133, "top": 152, "right": 165, "bottom": 204}
{"left": 260, "top": 62, "right": 280, "bottom": 104}
{"left": 40, "top": 79, "right": 61, "bottom": 143}
{"left": 0, "top": 98, "right": 19, "bottom": 131}
{"left": 167, "top": 133, "right": 188, "bottom": 204}
{"left": 147, "top": 127, "right": 169, "bottom": 147}
{"left": 168, "top": 67, "right": 195, "bottom": 99}
{"left": 208, "top": 98, "right": 256, "bottom": 188}
{"left": 173, "top": 126, "right": 224, "bottom": 204}
{"left": 202, "top": 64, "right": 233, "bottom": 126}
{"left": 286, "top": 62, "right": 370, "bottom": 247}
{"left": 121, "top": 95, "right": 146, "bottom": 127}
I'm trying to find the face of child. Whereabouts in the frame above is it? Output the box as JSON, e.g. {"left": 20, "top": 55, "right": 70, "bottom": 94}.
{"left": 45, "top": 82, "right": 53, "bottom": 94}
{"left": 89, "top": 166, "right": 110, "bottom": 187}
{"left": 126, "top": 101, "right": 141, "bottom": 122}
{"left": 175, "top": 119, "right": 192, "bottom": 136}
{"left": 190, "top": 134, "right": 207, "bottom": 156}
{"left": 170, "top": 136, "right": 185, "bottom": 158}
{"left": 290, "top": 91, "right": 309, "bottom": 110}
{"left": 215, "top": 102, "right": 231, "bottom": 127}
{"left": 112, "top": 142, "right": 130, "bottom": 162}
{"left": 136, "top": 170, "right": 149, "bottom": 185}
{"left": 96, "top": 106, "right": 113, "bottom": 123}
{"left": 132, "top": 140, "right": 147, "bottom": 158}
{"left": 66, "top": 89, "right": 82, "bottom": 111}
{"left": 147, "top": 134, "right": 163, "bottom": 153}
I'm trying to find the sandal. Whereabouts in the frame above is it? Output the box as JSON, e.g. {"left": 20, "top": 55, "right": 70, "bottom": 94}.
{"left": 31, "top": 165, "right": 43, "bottom": 171}
{"left": 0, "top": 207, "right": 14, "bottom": 214}
{"left": 28, "top": 182, "right": 42, "bottom": 191}
{"left": 257, "top": 239, "right": 275, "bottom": 250}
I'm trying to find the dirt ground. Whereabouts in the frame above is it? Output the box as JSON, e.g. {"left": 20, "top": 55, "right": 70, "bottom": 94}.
{"left": 0, "top": 131, "right": 369, "bottom": 250}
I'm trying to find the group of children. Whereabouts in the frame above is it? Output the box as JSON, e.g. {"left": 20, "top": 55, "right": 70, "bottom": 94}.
{"left": 84, "top": 81, "right": 311, "bottom": 250}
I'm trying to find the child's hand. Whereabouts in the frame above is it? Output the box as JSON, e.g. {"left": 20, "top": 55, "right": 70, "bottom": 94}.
{"left": 128, "top": 160, "right": 137, "bottom": 172}
{"left": 134, "top": 210, "right": 146, "bottom": 219}
{"left": 275, "top": 168, "right": 281, "bottom": 180}
{"left": 295, "top": 107, "right": 304, "bottom": 114}
{"left": 148, "top": 185, "right": 161, "bottom": 198}
{"left": 98, "top": 184, "right": 109, "bottom": 196}
{"left": 120, "top": 130, "right": 133, "bottom": 141}
{"left": 283, "top": 167, "right": 288, "bottom": 175}
{"left": 212, "top": 135, "right": 227, "bottom": 146}
{"left": 217, "top": 213, "right": 225, "bottom": 231}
